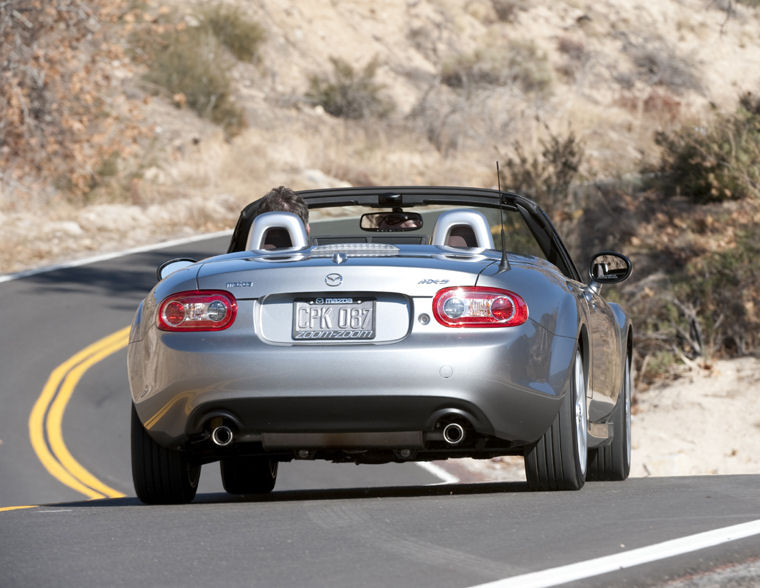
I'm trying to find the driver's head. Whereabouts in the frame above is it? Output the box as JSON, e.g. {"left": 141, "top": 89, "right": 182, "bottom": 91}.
{"left": 257, "top": 186, "right": 309, "bottom": 226}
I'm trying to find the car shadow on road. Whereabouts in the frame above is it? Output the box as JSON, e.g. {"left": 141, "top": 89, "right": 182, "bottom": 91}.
{"left": 48, "top": 481, "right": 532, "bottom": 508}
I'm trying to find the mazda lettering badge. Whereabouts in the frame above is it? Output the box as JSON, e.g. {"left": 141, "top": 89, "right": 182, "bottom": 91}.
{"left": 325, "top": 273, "right": 343, "bottom": 287}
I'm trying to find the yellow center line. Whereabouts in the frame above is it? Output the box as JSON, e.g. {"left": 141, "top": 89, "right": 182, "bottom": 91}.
{"left": 48, "top": 337, "right": 130, "bottom": 498}
{"left": 0, "top": 505, "right": 38, "bottom": 513}
{"left": 28, "top": 327, "right": 130, "bottom": 500}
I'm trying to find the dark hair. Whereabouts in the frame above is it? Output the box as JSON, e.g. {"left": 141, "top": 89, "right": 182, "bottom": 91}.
{"left": 227, "top": 186, "right": 308, "bottom": 253}
{"left": 257, "top": 186, "right": 309, "bottom": 224}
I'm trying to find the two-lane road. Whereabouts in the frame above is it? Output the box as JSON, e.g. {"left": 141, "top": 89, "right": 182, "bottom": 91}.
{"left": 1, "top": 235, "right": 759, "bottom": 587}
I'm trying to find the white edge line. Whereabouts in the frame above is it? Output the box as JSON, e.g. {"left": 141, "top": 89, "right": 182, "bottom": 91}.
{"left": 0, "top": 230, "right": 233, "bottom": 284}
{"left": 417, "top": 461, "right": 460, "bottom": 485}
{"left": 469, "top": 518, "right": 760, "bottom": 588}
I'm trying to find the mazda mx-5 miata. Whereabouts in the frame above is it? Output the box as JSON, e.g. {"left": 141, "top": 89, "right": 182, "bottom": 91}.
{"left": 128, "top": 186, "right": 633, "bottom": 503}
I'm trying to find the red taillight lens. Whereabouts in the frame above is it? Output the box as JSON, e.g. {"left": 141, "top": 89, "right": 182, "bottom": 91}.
{"left": 157, "top": 290, "right": 237, "bottom": 331}
{"left": 432, "top": 287, "right": 528, "bottom": 328}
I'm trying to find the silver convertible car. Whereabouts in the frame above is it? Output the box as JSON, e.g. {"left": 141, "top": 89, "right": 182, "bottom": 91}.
{"left": 128, "top": 186, "right": 633, "bottom": 503}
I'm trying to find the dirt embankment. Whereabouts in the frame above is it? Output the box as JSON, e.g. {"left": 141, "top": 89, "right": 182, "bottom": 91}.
{"left": 449, "top": 357, "right": 760, "bottom": 482}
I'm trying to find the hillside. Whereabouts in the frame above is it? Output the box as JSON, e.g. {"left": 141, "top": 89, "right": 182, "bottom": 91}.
{"left": 2, "top": 0, "right": 760, "bottom": 478}
{"left": 3, "top": 0, "right": 759, "bottom": 266}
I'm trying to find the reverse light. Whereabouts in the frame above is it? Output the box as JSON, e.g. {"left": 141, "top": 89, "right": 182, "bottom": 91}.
{"left": 432, "top": 287, "right": 528, "bottom": 328}
{"left": 157, "top": 290, "right": 237, "bottom": 331}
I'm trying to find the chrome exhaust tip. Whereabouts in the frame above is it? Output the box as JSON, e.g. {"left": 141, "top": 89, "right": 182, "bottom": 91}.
{"left": 211, "top": 425, "right": 234, "bottom": 447}
{"left": 442, "top": 422, "right": 466, "bottom": 446}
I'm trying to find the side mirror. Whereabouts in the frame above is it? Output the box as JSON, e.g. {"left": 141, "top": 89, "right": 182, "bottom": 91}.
{"left": 588, "top": 251, "right": 632, "bottom": 284}
{"left": 360, "top": 211, "right": 423, "bottom": 232}
{"left": 156, "top": 258, "right": 196, "bottom": 282}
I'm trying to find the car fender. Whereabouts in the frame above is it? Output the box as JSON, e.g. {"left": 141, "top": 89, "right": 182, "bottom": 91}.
{"left": 129, "top": 263, "right": 202, "bottom": 408}
{"left": 477, "top": 260, "right": 584, "bottom": 339}
{"left": 608, "top": 302, "right": 632, "bottom": 349}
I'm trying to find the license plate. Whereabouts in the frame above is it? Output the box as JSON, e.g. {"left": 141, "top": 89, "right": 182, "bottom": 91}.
{"left": 292, "top": 297, "right": 375, "bottom": 340}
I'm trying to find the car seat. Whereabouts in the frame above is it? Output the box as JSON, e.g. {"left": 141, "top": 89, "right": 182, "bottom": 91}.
{"left": 431, "top": 210, "right": 494, "bottom": 249}
{"left": 246, "top": 212, "right": 309, "bottom": 251}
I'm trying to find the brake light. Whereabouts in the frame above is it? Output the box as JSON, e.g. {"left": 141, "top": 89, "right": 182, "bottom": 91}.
{"left": 157, "top": 290, "right": 237, "bottom": 331}
{"left": 432, "top": 287, "right": 528, "bottom": 328}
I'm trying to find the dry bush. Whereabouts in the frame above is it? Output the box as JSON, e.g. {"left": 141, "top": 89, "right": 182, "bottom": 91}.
{"left": 674, "top": 227, "right": 760, "bottom": 356}
{"left": 498, "top": 126, "right": 585, "bottom": 223}
{"left": 441, "top": 41, "right": 552, "bottom": 95}
{"left": 408, "top": 86, "right": 523, "bottom": 154}
{"left": 140, "top": 26, "right": 246, "bottom": 137}
{"left": 490, "top": 0, "right": 526, "bottom": 22}
{"left": 716, "top": 0, "right": 760, "bottom": 19}
{"left": 557, "top": 37, "right": 587, "bottom": 62}
{"left": 615, "top": 90, "right": 682, "bottom": 123}
{"left": 622, "top": 34, "right": 702, "bottom": 93}
{"left": 196, "top": 3, "right": 265, "bottom": 63}
{"left": 305, "top": 57, "right": 394, "bottom": 120}
{"left": 642, "top": 91, "right": 682, "bottom": 120}
{"left": 625, "top": 214, "right": 760, "bottom": 380}
{"left": 0, "top": 0, "right": 144, "bottom": 202}
{"left": 555, "top": 36, "right": 591, "bottom": 82}
{"left": 649, "top": 93, "right": 760, "bottom": 203}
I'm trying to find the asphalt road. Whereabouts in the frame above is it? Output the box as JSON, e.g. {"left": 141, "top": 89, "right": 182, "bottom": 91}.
{"left": 1, "top": 234, "right": 759, "bottom": 587}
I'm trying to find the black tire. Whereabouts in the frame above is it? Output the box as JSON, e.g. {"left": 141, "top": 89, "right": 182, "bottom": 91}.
{"left": 220, "top": 457, "right": 278, "bottom": 495}
{"left": 524, "top": 349, "right": 588, "bottom": 491}
{"left": 587, "top": 355, "right": 632, "bottom": 481}
{"left": 131, "top": 404, "right": 200, "bottom": 504}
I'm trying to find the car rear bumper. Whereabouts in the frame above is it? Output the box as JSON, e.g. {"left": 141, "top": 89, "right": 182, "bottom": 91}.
{"left": 129, "top": 317, "right": 577, "bottom": 453}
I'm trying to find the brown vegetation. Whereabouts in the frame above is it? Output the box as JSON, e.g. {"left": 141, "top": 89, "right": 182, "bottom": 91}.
{"left": 0, "top": 0, "right": 146, "bottom": 200}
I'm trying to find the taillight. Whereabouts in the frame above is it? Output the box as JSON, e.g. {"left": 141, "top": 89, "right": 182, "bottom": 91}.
{"left": 432, "top": 287, "right": 528, "bottom": 328}
{"left": 157, "top": 290, "right": 237, "bottom": 331}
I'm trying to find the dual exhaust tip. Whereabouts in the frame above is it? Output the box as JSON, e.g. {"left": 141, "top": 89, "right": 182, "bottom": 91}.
{"left": 441, "top": 421, "right": 466, "bottom": 446}
{"left": 210, "top": 418, "right": 469, "bottom": 448}
{"left": 211, "top": 424, "right": 234, "bottom": 447}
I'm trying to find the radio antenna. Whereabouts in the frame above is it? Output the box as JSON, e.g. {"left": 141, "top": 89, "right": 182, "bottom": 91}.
{"left": 496, "top": 161, "right": 509, "bottom": 272}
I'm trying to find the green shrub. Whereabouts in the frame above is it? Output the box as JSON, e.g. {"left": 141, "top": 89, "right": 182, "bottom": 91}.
{"left": 143, "top": 27, "right": 246, "bottom": 136}
{"left": 651, "top": 93, "right": 760, "bottom": 203}
{"left": 441, "top": 41, "right": 552, "bottom": 94}
{"left": 197, "top": 4, "right": 265, "bottom": 62}
{"left": 306, "top": 57, "right": 394, "bottom": 119}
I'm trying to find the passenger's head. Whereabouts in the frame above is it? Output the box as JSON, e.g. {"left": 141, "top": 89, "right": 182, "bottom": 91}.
{"left": 256, "top": 186, "right": 309, "bottom": 226}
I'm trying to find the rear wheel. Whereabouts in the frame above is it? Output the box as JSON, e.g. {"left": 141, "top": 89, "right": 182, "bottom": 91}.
{"left": 588, "top": 354, "right": 632, "bottom": 481}
{"left": 524, "top": 348, "right": 587, "bottom": 490}
{"left": 131, "top": 404, "right": 200, "bottom": 504}
{"left": 221, "top": 457, "right": 278, "bottom": 494}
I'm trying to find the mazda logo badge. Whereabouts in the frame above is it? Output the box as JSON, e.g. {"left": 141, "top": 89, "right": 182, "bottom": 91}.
{"left": 325, "top": 273, "right": 343, "bottom": 287}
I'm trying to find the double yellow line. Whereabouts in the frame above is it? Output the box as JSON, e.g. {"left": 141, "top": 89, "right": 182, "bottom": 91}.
{"left": 28, "top": 327, "right": 130, "bottom": 500}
